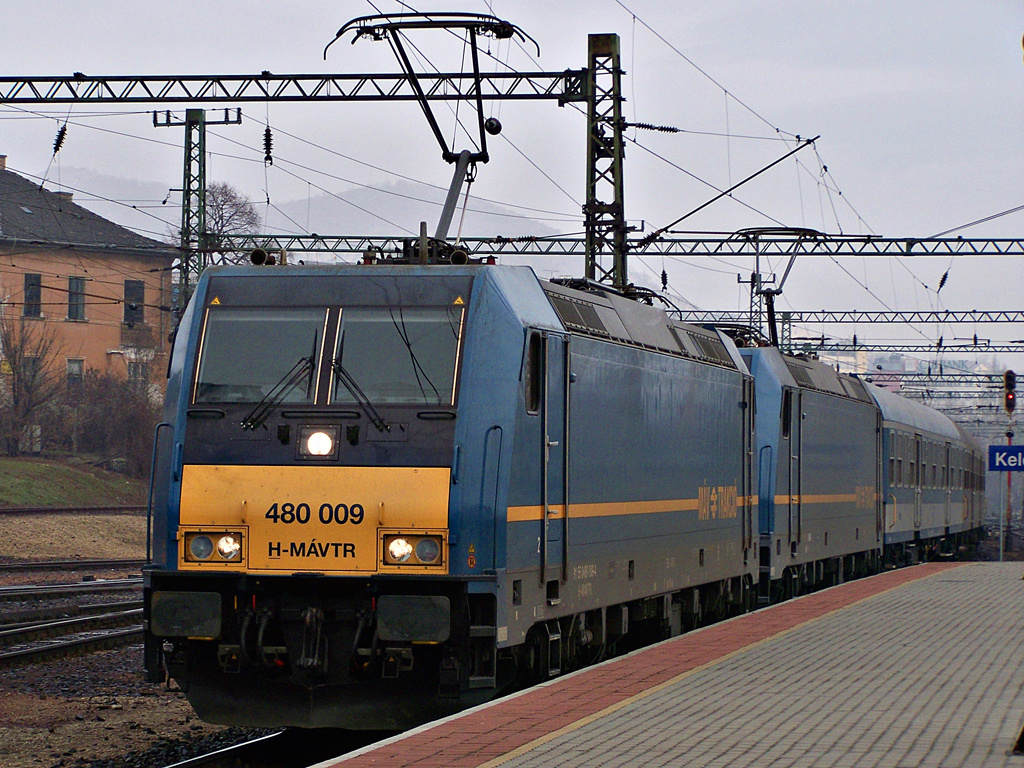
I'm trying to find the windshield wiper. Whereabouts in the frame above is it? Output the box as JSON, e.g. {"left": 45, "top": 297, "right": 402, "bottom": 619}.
{"left": 390, "top": 308, "right": 442, "bottom": 405}
{"left": 331, "top": 359, "right": 390, "bottom": 433}
{"left": 241, "top": 356, "right": 314, "bottom": 431}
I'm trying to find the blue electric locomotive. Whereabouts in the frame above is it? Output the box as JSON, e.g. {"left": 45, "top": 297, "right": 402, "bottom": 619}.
{"left": 742, "top": 347, "right": 882, "bottom": 600}
{"left": 742, "top": 346, "right": 985, "bottom": 602}
{"left": 144, "top": 263, "right": 755, "bottom": 729}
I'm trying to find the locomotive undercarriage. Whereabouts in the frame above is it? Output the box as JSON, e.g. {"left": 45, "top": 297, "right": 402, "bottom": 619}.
{"left": 145, "top": 572, "right": 504, "bottom": 729}
{"left": 756, "top": 527, "right": 982, "bottom": 604}
{"left": 881, "top": 528, "right": 982, "bottom": 569}
{"left": 512, "top": 575, "right": 755, "bottom": 686}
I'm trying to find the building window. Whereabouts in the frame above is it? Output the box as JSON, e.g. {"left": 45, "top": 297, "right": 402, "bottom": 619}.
{"left": 67, "top": 358, "right": 84, "bottom": 389}
{"left": 124, "top": 280, "right": 145, "bottom": 326}
{"left": 127, "top": 361, "right": 149, "bottom": 389}
{"left": 23, "top": 273, "right": 41, "bottom": 317}
{"left": 22, "top": 355, "right": 39, "bottom": 381}
{"left": 68, "top": 277, "right": 86, "bottom": 320}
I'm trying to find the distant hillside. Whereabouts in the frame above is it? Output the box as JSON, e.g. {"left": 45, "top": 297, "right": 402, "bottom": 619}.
{"left": 55, "top": 167, "right": 560, "bottom": 243}
{"left": 264, "top": 180, "right": 560, "bottom": 239}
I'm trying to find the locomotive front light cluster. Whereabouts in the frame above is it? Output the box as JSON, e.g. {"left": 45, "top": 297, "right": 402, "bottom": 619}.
{"left": 184, "top": 531, "right": 244, "bottom": 563}
{"left": 297, "top": 426, "right": 339, "bottom": 459}
{"left": 382, "top": 534, "right": 444, "bottom": 566}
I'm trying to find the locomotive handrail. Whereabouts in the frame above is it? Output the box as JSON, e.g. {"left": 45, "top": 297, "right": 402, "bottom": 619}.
{"left": 888, "top": 494, "right": 898, "bottom": 529}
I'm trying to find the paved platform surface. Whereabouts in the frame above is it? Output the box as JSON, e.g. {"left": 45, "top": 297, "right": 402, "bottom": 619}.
{"left": 315, "top": 562, "right": 1024, "bottom": 768}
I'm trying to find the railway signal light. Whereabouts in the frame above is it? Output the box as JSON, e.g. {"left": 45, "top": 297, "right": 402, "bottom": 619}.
{"left": 1005, "top": 369, "right": 1017, "bottom": 414}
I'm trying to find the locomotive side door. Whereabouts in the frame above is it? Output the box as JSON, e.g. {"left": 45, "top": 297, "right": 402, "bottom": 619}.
{"left": 741, "top": 377, "right": 754, "bottom": 558}
{"left": 539, "top": 332, "right": 568, "bottom": 587}
{"left": 783, "top": 388, "right": 803, "bottom": 555}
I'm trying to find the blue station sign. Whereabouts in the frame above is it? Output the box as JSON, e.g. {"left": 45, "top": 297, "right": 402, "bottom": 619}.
{"left": 989, "top": 445, "right": 1024, "bottom": 471}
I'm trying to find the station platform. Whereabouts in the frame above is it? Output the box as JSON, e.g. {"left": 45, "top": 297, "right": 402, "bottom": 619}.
{"left": 314, "top": 562, "right": 1024, "bottom": 768}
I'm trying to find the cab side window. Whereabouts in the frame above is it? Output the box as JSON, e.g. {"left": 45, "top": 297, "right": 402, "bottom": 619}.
{"left": 525, "top": 332, "right": 542, "bottom": 414}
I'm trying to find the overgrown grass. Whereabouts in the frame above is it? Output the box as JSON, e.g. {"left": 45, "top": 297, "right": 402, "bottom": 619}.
{"left": 0, "top": 457, "right": 148, "bottom": 507}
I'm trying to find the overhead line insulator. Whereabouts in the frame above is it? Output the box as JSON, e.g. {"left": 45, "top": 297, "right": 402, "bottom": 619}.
{"left": 53, "top": 123, "right": 68, "bottom": 155}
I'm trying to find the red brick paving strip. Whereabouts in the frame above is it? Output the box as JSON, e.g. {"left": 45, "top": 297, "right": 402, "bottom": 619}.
{"left": 323, "top": 562, "right": 965, "bottom": 768}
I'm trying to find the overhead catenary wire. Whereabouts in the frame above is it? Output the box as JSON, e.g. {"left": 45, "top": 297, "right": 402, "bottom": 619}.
{"left": 4, "top": 101, "right": 582, "bottom": 231}
{"left": 594, "top": 0, "right": 936, "bottom": 326}
{"left": 638, "top": 136, "right": 819, "bottom": 248}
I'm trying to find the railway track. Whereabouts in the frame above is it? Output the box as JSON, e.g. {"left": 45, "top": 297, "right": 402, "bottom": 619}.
{"left": 0, "top": 504, "right": 145, "bottom": 516}
{"left": 0, "top": 573, "right": 145, "bottom": 667}
{"left": 2, "top": 599, "right": 142, "bottom": 627}
{"left": 0, "top": 578, "right": 142, "bottom": 603}
{"left": 0, "top": 605, "right": 142, "bottom": 642}
{"left": 0, "top": 558, "right": 145, "bottom": 572}
{"left": 0, "top": 625, "right": 143, "bottom": 668}
{"left": 162, "top": 728, "right": 395, "bottom": 768}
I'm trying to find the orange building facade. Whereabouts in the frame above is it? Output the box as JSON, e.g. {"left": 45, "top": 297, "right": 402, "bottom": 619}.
{"left": 0, "top": 156, "right": 176, "bottom": 392}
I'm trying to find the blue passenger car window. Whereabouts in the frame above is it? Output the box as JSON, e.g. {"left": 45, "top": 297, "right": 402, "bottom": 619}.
{"left": 332, "top": 307, "right": 464, "bottom": 406}
{"left": 194, "top": 308, "right": 325, "bottom": 404}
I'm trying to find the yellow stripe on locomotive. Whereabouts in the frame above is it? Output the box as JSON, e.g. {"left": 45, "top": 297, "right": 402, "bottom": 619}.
{"left": 177, "top": 464, "right": 450, "bottom": 574}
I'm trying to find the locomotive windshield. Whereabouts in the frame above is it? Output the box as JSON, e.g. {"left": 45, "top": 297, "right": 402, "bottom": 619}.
{"left": 194, "top": 308, "right": 325, "bottom": 404}
{"left": 332, "top": 307, "right": 463, "bottom": 406}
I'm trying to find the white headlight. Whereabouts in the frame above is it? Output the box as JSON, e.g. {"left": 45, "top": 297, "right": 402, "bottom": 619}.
{"left": 388, "top": 538, "right": 413, "bottom": 562}
{"left": 217, "top": 534, "right": 241, "bottom": 560}
{"left": 306, "top": 430, "right": 334, "bottom": 456}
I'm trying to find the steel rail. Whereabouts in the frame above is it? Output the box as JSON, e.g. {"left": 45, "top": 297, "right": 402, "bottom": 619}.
{"left": 0, "top": 558, "right": 144, "bottom": 571}
{"left": 161, "top": 732, "right": 287, "bottom": 768}
{"left": 0, "top": 627, "right": 143, "bottom": 668}
{"left": 0, "top": 505, "right": 145, "bottom": 516}
{"left": 160, "top": 727, "right": 395, "bottom": 768}
{"left": 0, "top": 608, "right": 143, "bottom": 644}
{"left": 1, "top": 600, "right": 143, "bottom": 629}
{"left": 0, "top": 579, "right": 142, "bottom": 603}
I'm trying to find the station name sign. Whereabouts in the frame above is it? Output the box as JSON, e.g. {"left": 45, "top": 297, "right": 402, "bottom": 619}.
{"left": 989, "top": 445, "right": 1024, "bottom": 471}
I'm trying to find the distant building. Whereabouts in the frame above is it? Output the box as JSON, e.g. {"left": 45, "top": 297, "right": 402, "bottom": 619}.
{"left": 0, "top": 155, "right": 176, "bottom": 392}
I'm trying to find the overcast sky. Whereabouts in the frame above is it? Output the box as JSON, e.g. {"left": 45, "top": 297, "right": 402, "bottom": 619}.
{"left": 2, "top": 1, "right": 1022, "bottom": 368}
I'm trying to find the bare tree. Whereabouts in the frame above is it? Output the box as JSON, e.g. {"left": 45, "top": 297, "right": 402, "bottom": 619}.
{"left": 165, "top": 182, "right": 262, "bottom": 299}
{"left": 72, "top": 371, "right": 161, "bottom": 477}
{"left": 204, "top": 182, "right": 262, "bottom": 265}
{"left": 0, "top": 313, "right": 64, "bottom": 456}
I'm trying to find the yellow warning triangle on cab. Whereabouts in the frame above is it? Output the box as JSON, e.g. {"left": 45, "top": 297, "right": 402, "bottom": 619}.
{"left": 453, "top": 296, "right": 464, "bottom": 305}
{"left": 210, "top": 296, "right": 221, "bottom": 305}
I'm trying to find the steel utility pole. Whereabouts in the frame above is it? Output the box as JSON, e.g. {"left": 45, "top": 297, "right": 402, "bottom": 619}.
{"left": 153, "top": 108, "right": 242, "bottom": 306}
{"left": 584, "top": 33, "right": 627, "bottom": 291}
